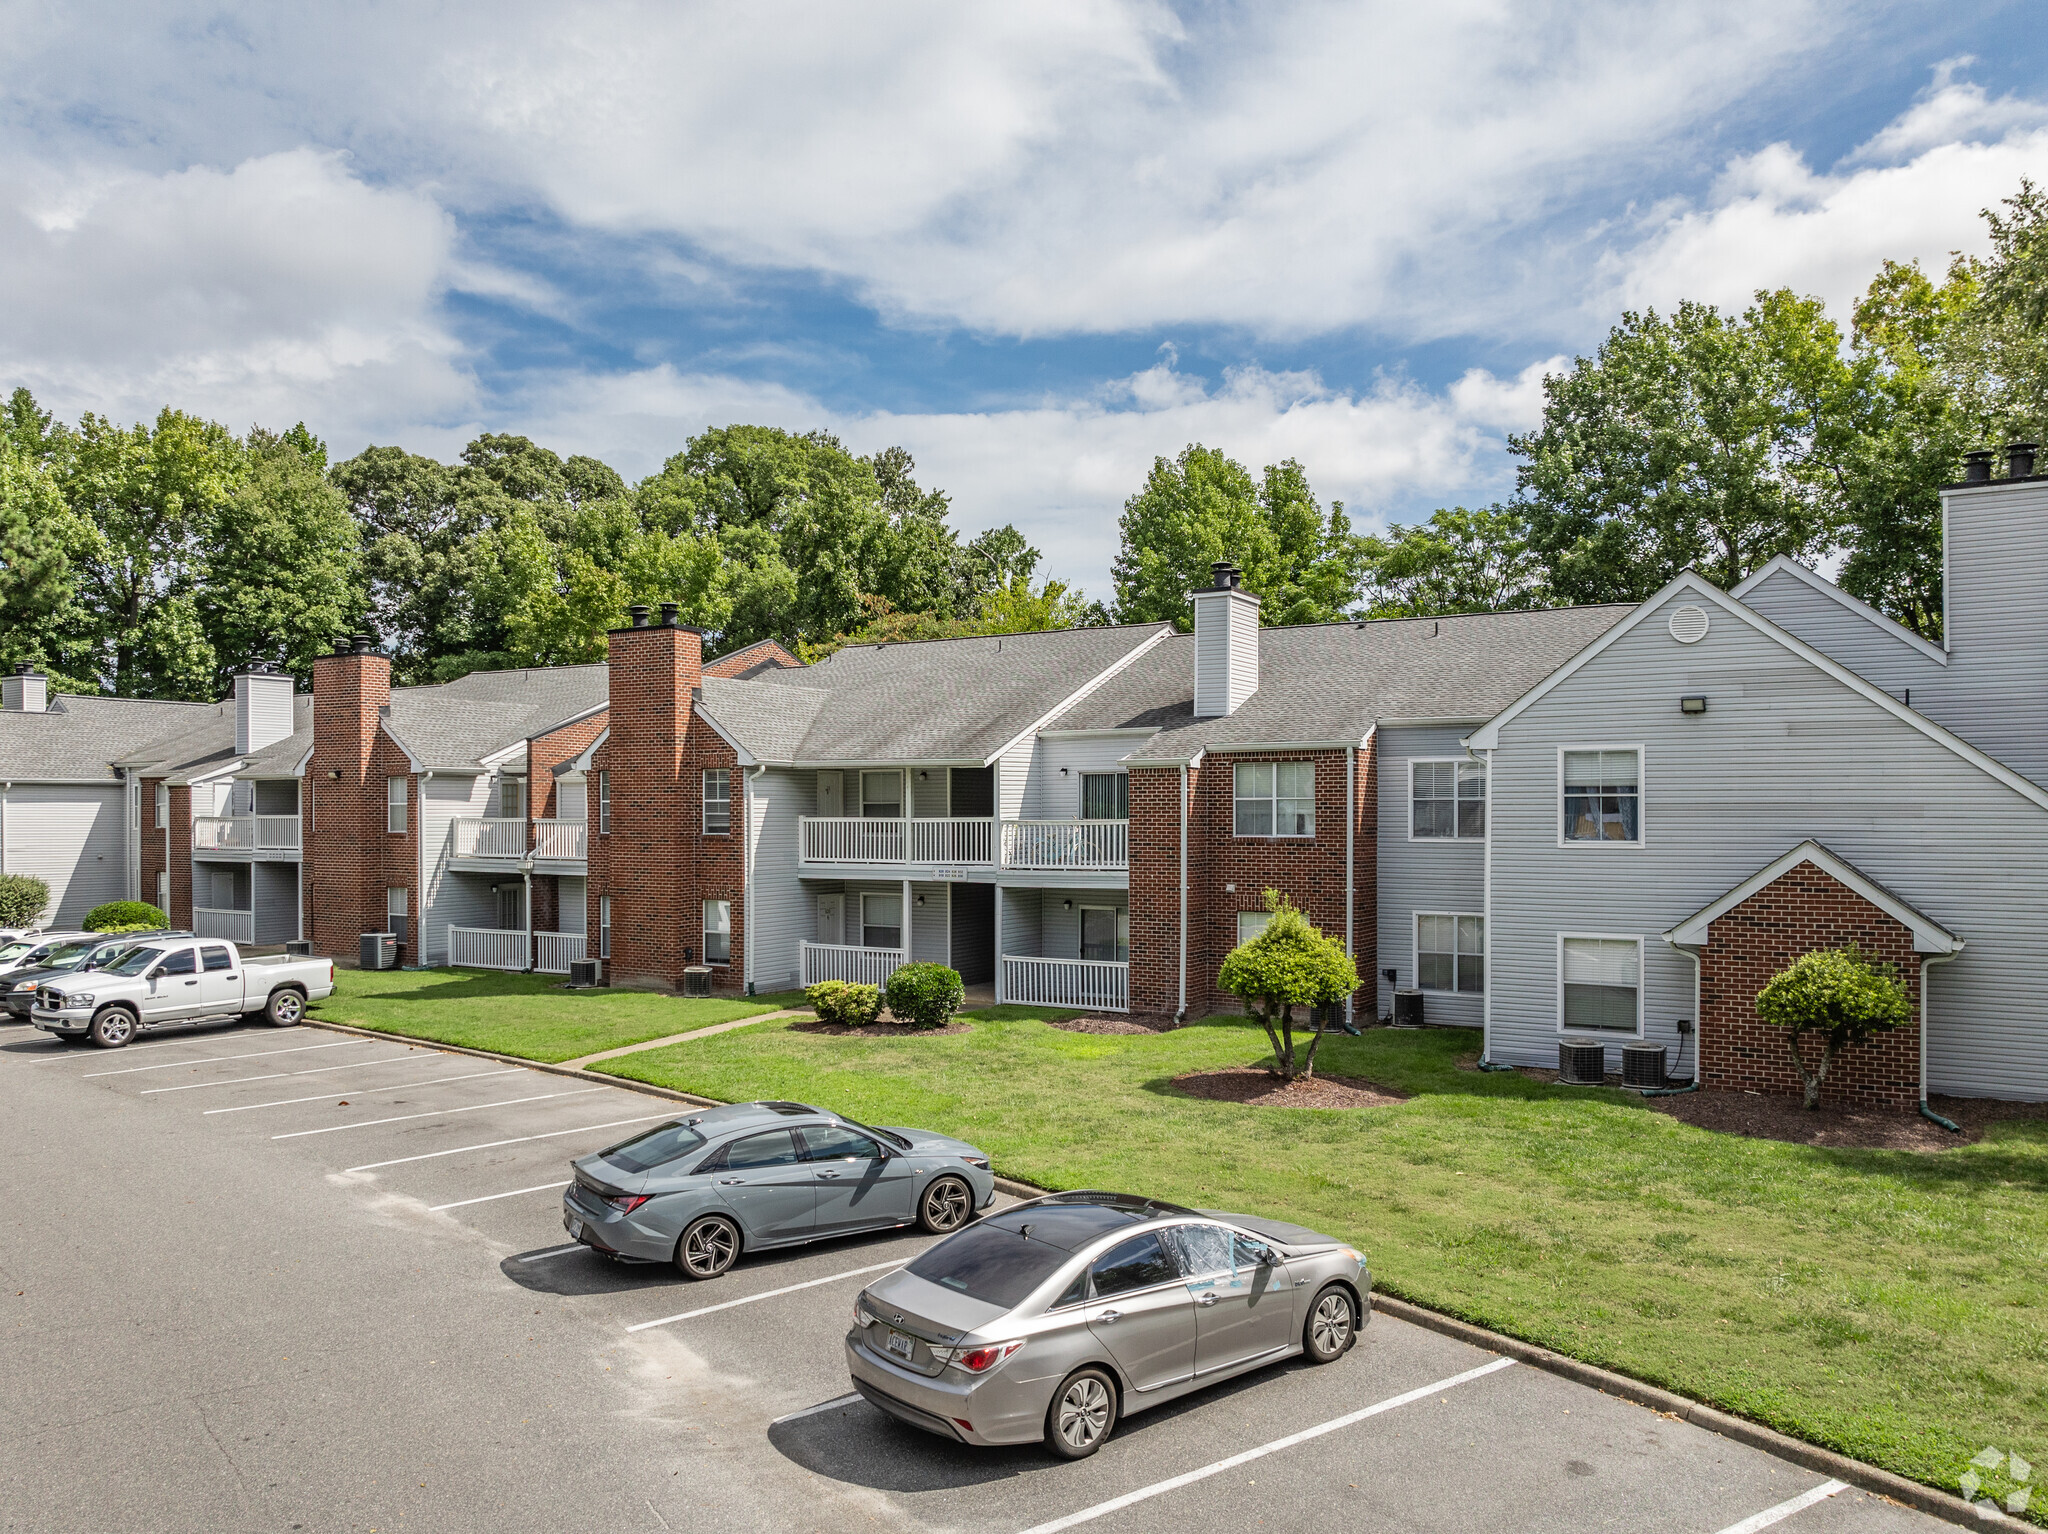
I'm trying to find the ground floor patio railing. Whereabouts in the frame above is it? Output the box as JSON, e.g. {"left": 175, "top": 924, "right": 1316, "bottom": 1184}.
{"left": 1000, "top": 955, "right": 1128, "bottom": 1012}
{"left": 799, "top": 941, "right": 905, "bottom": 988}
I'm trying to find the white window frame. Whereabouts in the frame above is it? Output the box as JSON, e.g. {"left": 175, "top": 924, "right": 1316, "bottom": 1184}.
{"left": 386, "top": 775, "right": 408, "bottom": 835}
{"left": 1079, "top": 771, "right": 1129, "bottom": 821}
{"left": 861, "top": 891, "right": 904, "bottom": 951}
{"left": 1555, "top": 934, "right": 1644, "bottom": 1038}
{"left": 386, "top": 886, "right": 408, "bottom": 943}
{"left": 156, "top": 870, "right": 170, "bottom": 912}
{"left": 703, "top": 768, "right": 731, "bottom": 835}
{"left": 860, "top": 770, "right": 903, "bottom": 819}
{"left": 599, "top": 895, "right": 611, "bottom": 959}
{"left": 497, "top": 775, "right": 525, "bottom": 821}
{"left": 1233, "top": 760, "right": 1316, "bottom": 839}
{"left": 154, "top": 783, "right": 170, "bottom": 829}
{"left": 597, "top": 770, "right": 610, "bottom": 835}
{"left": 1078, "top": 903, "right": 1129, "bottom": 962}
{"left": 703, "top": 898, "right": 732, "bottom": 966}
{"left": 1236, "top": 910, "right": 1272, "bottom": 947}
{"left": 1414, "top": 911, "right": 1485, "bottom": 995}
{"left": 1557, "top": 745, "right": 1645, "bottom": 847}
{"left": 1408, "top": 759, "right": 1487, "bottom": 841}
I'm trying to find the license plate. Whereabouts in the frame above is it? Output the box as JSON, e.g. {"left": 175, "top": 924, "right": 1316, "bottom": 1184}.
{"left": 885, "top": 1329, "right": 915, "bottom": 1361}
{"left": 568, "top": 1216, "right": 584, "bottom": 1240}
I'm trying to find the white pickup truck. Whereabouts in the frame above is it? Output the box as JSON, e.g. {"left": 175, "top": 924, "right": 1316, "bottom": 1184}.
{"left": 30, "top": 937, "right": 336, "bottom": 1048}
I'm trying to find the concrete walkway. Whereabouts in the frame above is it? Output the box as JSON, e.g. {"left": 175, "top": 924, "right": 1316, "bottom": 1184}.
{"left": 559, "top": 1006, "right": 808, "bottom": 1069}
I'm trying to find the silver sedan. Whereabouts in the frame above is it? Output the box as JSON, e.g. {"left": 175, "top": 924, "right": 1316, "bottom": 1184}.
{"left": 846, "top": 1191, "right": 1369, "bottom": 1458}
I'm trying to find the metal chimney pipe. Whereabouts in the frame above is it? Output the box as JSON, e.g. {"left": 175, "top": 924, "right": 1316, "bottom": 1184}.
{"left": 1963, "top": 450, "right": 1994, "bottom": 484}
{"left": 2006, "top": 442, "right": 2038, "bottom": 479}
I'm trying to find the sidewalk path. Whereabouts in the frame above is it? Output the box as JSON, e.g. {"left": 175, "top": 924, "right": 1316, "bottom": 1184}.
{"left": 559, "top": 1007, "right": 807, "bottom": 1069}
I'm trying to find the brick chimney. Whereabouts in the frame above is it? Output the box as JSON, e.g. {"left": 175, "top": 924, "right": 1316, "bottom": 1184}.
{"left": 312, "top": 636, "right": 391, "bottom": 781}
{"left": 606, "top": 605, "right": 704, "bottom": 774}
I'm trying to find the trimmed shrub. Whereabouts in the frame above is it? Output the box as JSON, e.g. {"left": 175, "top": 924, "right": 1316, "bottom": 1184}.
{"left": 1218, "top": 889, "right": 1361, "bottom": 1080}
{"left": 83, "top": 901, "right": 168, "bottom": 933}
{"left": 0, "top": 874, "right": 50, "bottom": 928}
{"left": 805, "top": 980, "right": 882, "bottom": 1028}
{"left": 884, "top": 963, "right": 966, "bottom": 1030}
{"left": 1755, "top": 944, "right": 1912, "bottom": 1110}
{"left": 92, "top": 923, "right": 162, "bottom": 938}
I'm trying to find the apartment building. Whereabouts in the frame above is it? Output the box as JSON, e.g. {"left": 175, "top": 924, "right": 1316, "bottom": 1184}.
{"left": 6, "top": 448, "right": 2046, "bottom": 1106}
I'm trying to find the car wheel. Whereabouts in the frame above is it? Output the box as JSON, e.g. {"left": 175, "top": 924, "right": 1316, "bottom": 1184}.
{"left": 675, "top": 1214, "right": 741, "bottom": 1280}
{"left": 1304, "top": 1284, "right": 1357, "bottom": 1363}
{"left": 264, "top": 988, "right": 305, "bottom": 1027}
{"left": 918, "top": 1175, "right": 973, "bottom": 1234}
{"left": 1044, "top": 1367, "right": 1117, "bottom": 1459}
{"left": 88, "top": 1008, "right": 136, "bottom": 1049}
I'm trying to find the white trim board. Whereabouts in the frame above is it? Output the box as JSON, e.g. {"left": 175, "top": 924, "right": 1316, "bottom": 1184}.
{"left": 1730, "top": 554, "right": 1948, "bottom": 666}
{"left": 1663, "top": 840, "right": 1963, "bottom": 954}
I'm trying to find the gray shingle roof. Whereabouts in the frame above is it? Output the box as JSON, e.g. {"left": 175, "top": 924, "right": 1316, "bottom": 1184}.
{"left": 0, "top": 695, "right": 226, "bottom": 784}
{"left": 234, "top": 697, "right": 318, "bottom": 778}
{"left": 1049, "top": 606, "right": 1636, "bottom": 763}
{"left": 382, "top": 665, "right": 609, "bottom": 771}
{"left": 701, "top": 624, "right": 1173, "bottom": 765}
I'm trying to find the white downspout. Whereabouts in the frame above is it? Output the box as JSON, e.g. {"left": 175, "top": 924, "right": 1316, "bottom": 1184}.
{"left": 416, "top": 771, "right": 431, "bottom": 964}
{"left": 1920, "top": 947, "right": 1964, "bottom": 1108}
{"left": 1467, "top": 740, "right": 1492, "bottom": 1058}
{"left": 1176, "top": 760, "right": 1190, "bottom": 1023}
{"left": 1344, "top": 743, "right": 1357, "bottom": 1029}
{"left": 745, "top": 765, "right": 766, "bottom": 993}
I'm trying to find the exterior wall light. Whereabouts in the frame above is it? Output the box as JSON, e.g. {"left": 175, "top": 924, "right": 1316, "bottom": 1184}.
{"left": 1680, "top": 696, "right": 1708, "bottom": 715}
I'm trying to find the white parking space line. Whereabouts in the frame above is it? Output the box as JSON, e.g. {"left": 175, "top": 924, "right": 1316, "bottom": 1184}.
{"left": 140, "top": 1051, "right": 430, "bottom": 1094}
{"left": 626, "top": 1259, "right": 906, "bottom": 1333}
{"left": 343, "top": 1113, "right": 674, "bottom": 1173}
{"left": 205, "top": 1068, "right": 523, "bottom": 1114}
{"left": 429, "top": 1181, "right": 567, "bottom": 1212}
{"left": 1014, "top": 1357, "right": 1518, "bottom": 1534}
{"left": 770, "top": 1393, "right": 862, "bottom": 1426}
{"left": 9, "top": 1028, "right": 305, "bottom": 1065}
{"left": 517, "top": 1243, "right": 586, "bottom": 1263}
{"left": 1710, "top": 1480, "right": 1849, "bottom": 1534}
{"left": 83, "top": 1040, "right": 359, "bottom": 1077}
{"left": 272, "top": 1086, "right": 611, "bottom": 1140}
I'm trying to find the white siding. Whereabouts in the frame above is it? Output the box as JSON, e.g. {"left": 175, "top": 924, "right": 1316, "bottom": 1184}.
{"left": 1192, "top": 589, "right": 1259, "bottom": 717}
{"left": 1738, "top": 565, "right": 1946, "bottom": 702}
{"left": 1376, "top": 725, "right": 1485, "bottom": 1027}
{"left": 235, "top": 673, "right": 295, "bottom": 754}
{"left": 996, "top": 736, "right": 1035, "bottom": 823}
{"left": 4, "top": 783, "right": 126, "bottom": 926}
{"left": 911, "top": 881, "right": 948, "bottom": 964}
{"left": 1486, "top": 589, "right": 2048, "bottom": 1098}
{"left": 252, "top": 861, "right": 299, "bottom": 944}
{"left": 911, "top": 768, "right": 949, "bottom": 818}
{"left": 748, "top": 767, "right": 815, "bottom": 991}
{"left": 999, "top": 886, "right": 1042, "bottom": 961}
{"left": 1026, "top": 738, "right": 1135, "bottom": 820}
{"left": 554, "top": 876, "right": 586, "bottom": 935}
{"left": 421, "top": 774, "right": 493, "bottom": 965}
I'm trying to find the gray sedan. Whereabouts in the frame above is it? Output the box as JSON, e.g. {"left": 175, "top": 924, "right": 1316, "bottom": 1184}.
{"left": 845, "top": 1191, "right": 1369, "bottom": 1458}
{"left": 562, "top": 1101, "right": 998, "bottom": 1277}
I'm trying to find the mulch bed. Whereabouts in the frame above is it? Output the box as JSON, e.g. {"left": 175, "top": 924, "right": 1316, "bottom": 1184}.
{"left": 1047, "top": 1016, "right": 1178, "bottom": 1035}
{"left": 1172, "top": 1066, "right": 1408, "bottom": 1110}
{"left": 790, "top": 1017, "right": 973, "bottom": 1037}
{"left": 1650, "top": 1089, "right": 2048, "bottom": 1150}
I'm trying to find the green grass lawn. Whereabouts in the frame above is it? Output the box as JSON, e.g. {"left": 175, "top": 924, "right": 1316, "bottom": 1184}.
{"left": 596, "top": 1009, "right": 2048, "bottom": 1515}
{"left": 308, "top": 967, "right": 804, "bottom": 1063}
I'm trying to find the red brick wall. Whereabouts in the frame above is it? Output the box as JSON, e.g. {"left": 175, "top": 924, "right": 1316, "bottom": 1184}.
{"left": 165, "top": 785, "right": 193, "bottom": 928}
{"left": 704, "top": 638, "right": 799, "bottom": 678}
{"left": 139, "top": 777, "right": 173, "bottom": 919}
{"left": 589, "top": 619, "right": 744, "bottom": 992}
{"left": 304, "top": 647, "right": 421, "bottom": 964}
{"left": 528, "top": 711, "right": 609, "bottom": 823}
{"left": 1128, "top": 743, "right": 1374, "bottom": 1024}
{"left": 1697, "top": 861, "right": 1922, "bottom": 1109}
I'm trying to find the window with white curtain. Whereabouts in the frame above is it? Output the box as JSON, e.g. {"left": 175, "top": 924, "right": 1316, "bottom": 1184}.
{"left": 861, "top": 892, "right": 902, "bottom": 950}
{"left": 1560, "top": 937, "right": 1641, "bottom": 1033}
{"left": 1234, "top": 761, "right": 1315, "bottom": 837}
{"left": 704, "top": 899, "right": 732, "bottom": 965}
{"left": 1411, "top": 760, "right": 1486, "bottom": 839}
{"left": 556, "top": 778, "right": 587, "bottom": 822}
{"left": 155, "top": 783, "right": 170, "bottom": 828}
{"left": 860, "top": 771, "right": 902, "bottom": 818}
{"left": 599, "top": 895, "right": 611, "bottom": 959}
{"left": 1562, "top": 750, "right": 1641, "bottom": 843}
{"left": 1417, "top": 913, "right": 1484, "bottom": 994}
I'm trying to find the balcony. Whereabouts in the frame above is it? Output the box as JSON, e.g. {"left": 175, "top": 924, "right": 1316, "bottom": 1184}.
{"left": 192, "top": 816, "right": 300, "bottom": 857}
{"left": 800, "top": 941, "right": 905, "bottom": 988}
{"left": 1000, "top": 955, "right": 1128, "bottom": 1012}
{"left": 449, "top": 818, "right": 586, "bottom": 864}
{"left": 194, "top": 907, "right": 256, "bottom": 943}
{"left": 798, "top": 817, "right": 1126, "bottom": 872}
{"left": 447, "top": 926, "right": 586, "bottom": 972}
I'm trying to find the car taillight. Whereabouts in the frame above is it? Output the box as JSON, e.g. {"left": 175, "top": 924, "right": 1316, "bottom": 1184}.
{"left": 941, "top": 1340, "right": 1024, "bottom": 1374}
{"left": 604, "top": 1194, "right": 652, "bottom": 1213}
{"left": 328, "top": 963, "right": 335, "bottom": 984}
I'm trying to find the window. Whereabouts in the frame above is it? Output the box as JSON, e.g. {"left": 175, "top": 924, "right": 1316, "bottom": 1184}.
{"left": 1411, "top": 760, "right": 1486, "bottom": 839}
{"left": 1561, "top": 937, "right": 1641, "bottom": 1034}
{"left": 1563, "top": 749, "right": 1640, "bottom": 843}
{"left": 1080, "top": 905, "right": 1129, "bottom": 962}
{"left": 703, "top": 768, "right": 731, "bottom": 835}
{"left": 598, "top": 1121, "right": 706, "bottom": 1174}
{"left": 556, "top": 779, "right": 586, "bottom": 823}
{"left": 386, "top": 775, "right": 407, "bottom": 834}
{"left": 861, "top": 892, "right": 902, "bottom": 950}
{"left": 599, "top": 895, "right": 611, "bottom": 960}
{"left": 1168, "top": 1222, "right": 1237, "bottom": 1277}
{"left": 158, "top": 948, "right": 197, "bottom": 976}
{"left": 156, "top": 871, "right": 170, "bottom": 912}
{"left": 1089, "top": 1232, "right": 1180, "bottom": 1298}
{"left": 860, "top": 771, "right": 902, "bottom": 818}
{"left": 1237, "top": 910, "right": 1271, "bottom": 946}
{"left": 721, "top": 1129, "right": 803, "bottom": 1170}
{"left": 154, "top": 783, "right": 169, "bottom": 828}
{"left": 1417, "top": 913, "right": 1484, "bottom": 994}
{"left": 703, "top": 898, "right": 732, "bottom": 965}
{"left": 800, "top": 1125, "right": 883, "bottom": 1162}
{"left": 496, "top": 776, "right": 524, "bottom": 821}
{"left": 1234, "top": 761, "right": 1315, "bottom": 837}
{"left": 597, "top": 771, "right": 610, "bottom": 834}
{"left": 1081, "top": 772, "right": 1129, "bottom": 820}
{"left": 386, "top": 887, "right": 408, "bottom": 945}
{"left": 201, "top": 946, "right": 233, "bottom": 972}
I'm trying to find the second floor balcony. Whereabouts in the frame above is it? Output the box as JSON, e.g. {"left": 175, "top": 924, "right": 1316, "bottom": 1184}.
{"left": 450, "top": 817, "right": 587, "bottom": 864}
{"left": 798, "top": 816, "right": 1127, "bottom": 872}
{"left": 192, "top": 815, "right": 301, "bottom": 857}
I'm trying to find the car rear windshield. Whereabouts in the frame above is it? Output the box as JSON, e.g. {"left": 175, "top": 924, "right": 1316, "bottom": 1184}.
{"left": 105, "top": 947, "right": 165, "bottom": 977}
{"left": 44, "top": 941, "right": 100, "bottom": 967}
{"left": 906, "top": 1225, "right": 1071, "bottom": 1309}
{"left": 0, "top": 942, "right": 34, "bottom": 965}
{"left": 599, "top": 1121, "right": 709, "bottom": 1173}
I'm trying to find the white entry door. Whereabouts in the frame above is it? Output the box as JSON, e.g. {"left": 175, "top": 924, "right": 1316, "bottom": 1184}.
{"left": 816, "top": 893, "right": 843, "bottom": 945}
{"left": 817, "top": 771, "right": 843, "bottom": 818}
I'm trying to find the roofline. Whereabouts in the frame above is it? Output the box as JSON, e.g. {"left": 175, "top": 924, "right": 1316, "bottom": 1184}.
{"left": 1730, "top": 555, "right": 1948, "bottom": 667}
{"left": 690, "top": 702, "right": 758, "bottom": 766}
{"left": 566, "top": 727, "right": 609, "bottom": 773}
{"left": 1120, "top": 748, "right": 1208, "bottom": 769}
{"left": 527, "top": 699, "right": 612, "bottom": 744}
{"left": 1465, "top": 571, "right": 2048, "bottom": 814}
{"left": 1035, "top": 727, "right": 1162, "bottom": 740}
{"left": 1663, "top": 840, "right": 1962, "bottom": 954}
{"left": 378, "top": 717, "right": 427, "bottom": 773}
{"left": 1375, "top": 716, "right": 1491, "bottom": 729}
{"left": 983, "top": 626, "right": 1174, "bottom": 767}
{"left": 478, "top": 737, "right": 528, "bottom": 770}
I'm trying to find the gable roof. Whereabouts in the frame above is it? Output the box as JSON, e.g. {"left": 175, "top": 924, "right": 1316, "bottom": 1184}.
{"left": 1664, "top": 840, "right": 1963, "bottom": 954}
{"left": 1465, "top": 570, "right": 2048, "bottom": 814}
{"left": 0, "top": 694, "right": 224, "bottom": 785}
{"left": 1732, "top": 555, "right": 1948, "bottom": 667}
{"left": 379, "top": 665, "right": 610, "bottom": 772}
{"left": 705, "top": 637, "right": 802, "bottom": 680}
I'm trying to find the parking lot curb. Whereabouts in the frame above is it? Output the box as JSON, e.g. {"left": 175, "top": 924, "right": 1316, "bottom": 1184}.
{"left": 1367, "top": 1295, "right": 1983, "bottom": 1529}
{"left": 303, "top": 1019, "right": 728, "bottom": 1109}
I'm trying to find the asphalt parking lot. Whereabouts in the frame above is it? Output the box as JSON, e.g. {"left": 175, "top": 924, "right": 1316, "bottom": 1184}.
{"left": 2, "top": 1016, "right": 1951, "bottom": 1534}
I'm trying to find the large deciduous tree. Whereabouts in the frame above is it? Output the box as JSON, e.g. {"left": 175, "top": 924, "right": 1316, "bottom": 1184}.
{"left": 1358, "top": 505, "right": 1548, "bottom": 617}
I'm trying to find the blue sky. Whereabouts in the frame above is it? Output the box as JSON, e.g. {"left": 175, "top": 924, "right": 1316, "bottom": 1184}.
{"left": 4, "top": 2, "right": 2047, "bottom": 598}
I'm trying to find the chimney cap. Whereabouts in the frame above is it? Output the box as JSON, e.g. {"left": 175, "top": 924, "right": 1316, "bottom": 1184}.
{"left": 660, "top": 601, "right": 679, "bottom": 627}
{"left": 2006, "top": 441, "right": 2039, "bottom": 479}
{"left": 629, "top": 604, "right": 650, "bottom": 628}
{"left": 13, "top": 662, "right": 33, "bottom": 677}
{"left": 1963, "top": 449, "right": 1994, "bottom": 483}
{"left": 1210, "top": 560, "right": 1241, "bottom": 590}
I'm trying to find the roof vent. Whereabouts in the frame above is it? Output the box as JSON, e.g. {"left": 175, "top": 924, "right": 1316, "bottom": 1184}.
{"left": 1, "top": 664, "right": 46, "bottom": 713}
{"left": 2007, "top": 441, "right": 2038, "bottom": 479}
{"left": 1963, "top": 450, "right": 1994, "bottom": 483}
{"left": 1191, "top": 561, "right": 1260, "bottom": 717}
{"left": 629, "top": 604, "right": 650, "bottom": 628}
{"left": 1668, "top": 605, "right": 1710, "bottom": 644}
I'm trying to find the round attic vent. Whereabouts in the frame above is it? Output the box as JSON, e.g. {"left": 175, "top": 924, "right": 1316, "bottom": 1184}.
{"left": 1668, "top": 604, "right": 1710, "bottom": 644}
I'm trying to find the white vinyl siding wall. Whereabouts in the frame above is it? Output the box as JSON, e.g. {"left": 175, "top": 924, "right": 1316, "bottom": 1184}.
{"left": 420, "top": 774, "right": 493, "bottom": 966}
{"left": 1376, "top": 726, "right": 1486, "bottom": 1026}
{"left": 749, "top": 767, "right": 815, "bottom": 991}
{"left": 1485, "top": 590, "right": 2048, "bottom": 1096}
{"left": 1738, "top": 565, "right": 1948, "bottom": 701}
{"left": 1023, "top": 737, "right": 1139, "bottom": 820}
{"left": 3, "top": 783, "right": 127, "bottom": 926}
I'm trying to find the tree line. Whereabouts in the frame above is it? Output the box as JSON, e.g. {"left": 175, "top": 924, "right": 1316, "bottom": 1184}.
{"left": 3, "top": 181, "right": 2043, "bottom": 698}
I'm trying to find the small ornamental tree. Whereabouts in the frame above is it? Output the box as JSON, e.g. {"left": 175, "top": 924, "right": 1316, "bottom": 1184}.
{"left": 1754, "top": 944, "right": 1913, "bottom": 1110}
{"left": 0, "top": 874, "right": 50, "bottom": 928}
{"left": 83, "top": 900, "right": 168, "bottom": 932}
{"left": 1217, "top": 890, "right": 1361, "bottom": 1081}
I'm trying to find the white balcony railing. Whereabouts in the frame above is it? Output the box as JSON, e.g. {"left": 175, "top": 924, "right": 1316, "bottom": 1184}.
{"left": 532, "top": 819, "right": 587, "bottom": 860}
{"left": 909, "top": 817, "right": 994, "bottom": 864}
{"left": 194, "top": 907, "right": 256, "bottom": 943}
{"left": 193, "top": 815, "right": 301, "bottom": 851}
{"left": 801, "top": 817, "right": 909, "bottom": 863}
{"left": 451, "top": 818, "right": 529, "bottom": 859}
{"left": 800, "top": 941, "right": 905, "bottom": 988}
{"left": 448, "top": 926, "right": 529, "bottom": 971}
{"left": 1001, "top": 819, "right": 1128, "bottom": 871}
{"left": 535, "top": 931, "right": 586, "bottom": 974}
{"left": 1001, "top": 955, "right": 1129, "bottom": 1012}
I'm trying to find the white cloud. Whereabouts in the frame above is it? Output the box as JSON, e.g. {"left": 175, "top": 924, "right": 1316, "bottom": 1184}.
{"left": 1608, "top": 73, "right": 2048, "bottom": 321}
